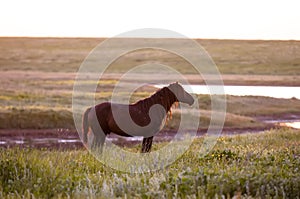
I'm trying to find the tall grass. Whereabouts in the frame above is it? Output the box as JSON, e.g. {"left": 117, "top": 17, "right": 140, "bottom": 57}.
{"left": 1, "top": 128, "right": 299, "bottom": 198}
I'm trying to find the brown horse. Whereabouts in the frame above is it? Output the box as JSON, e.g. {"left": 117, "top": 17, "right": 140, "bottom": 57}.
{"left": 82, "top": 82, "right": 194, "bottom": 153}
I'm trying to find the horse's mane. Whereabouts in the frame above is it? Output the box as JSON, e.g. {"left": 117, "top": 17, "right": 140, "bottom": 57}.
{"left": 134, "top": 86, "right": 178, "bottom": 122}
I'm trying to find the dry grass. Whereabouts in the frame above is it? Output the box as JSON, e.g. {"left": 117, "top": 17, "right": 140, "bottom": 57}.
{"left": 0, "top": 37, "right": 299, "bottom": 129}
{"left": 200, "top": 39, "right": 300, "bottom": 75}
{"left": 0, "top": 37, "right": 299, "bottom": 75}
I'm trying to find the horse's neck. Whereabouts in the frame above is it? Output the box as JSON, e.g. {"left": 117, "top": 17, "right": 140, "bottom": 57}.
{"left": 141, "top": 87, "right": 176, "bottom": 113}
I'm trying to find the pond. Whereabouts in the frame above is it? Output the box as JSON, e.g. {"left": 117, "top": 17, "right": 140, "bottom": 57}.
{"left": 156, "top": 85, "right": 300, "bottom": 99}
{"left": 264, "top": 119, "right": 300, "bottom": 129}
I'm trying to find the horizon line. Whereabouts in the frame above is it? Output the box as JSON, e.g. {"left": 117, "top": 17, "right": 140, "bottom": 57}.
{"left": 0, "top": 35, "right": 299, "bottom": 42}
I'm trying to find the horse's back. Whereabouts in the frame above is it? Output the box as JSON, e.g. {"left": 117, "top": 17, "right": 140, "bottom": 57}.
{"left": 93, "top": 102, "right": 159, "bottom": 137}
{"left": 93, "top": 102, "right": 135, "bottom": 136}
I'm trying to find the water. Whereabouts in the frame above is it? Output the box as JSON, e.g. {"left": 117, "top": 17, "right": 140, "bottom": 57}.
{"left": 284, "top": 121, "right": 300, "bottom": 129}
{"left": 265, "top": 119, "right": 300, "bottom": 129}
{"left": 156, "top": 85, "right": 300, "bottom": 99}
{"left": 1, "top": 84, "right": 299, "bottom": 148}
{"left": 107, "top": 137, "right": 144, "bottom": 142}
{"left": 1, "top": 120, "right": 299, "bottom": 148}
{"left": 0, "top": 138, "right": 81, "bottom": 145}
{"left": 58, "top": 139, "right": 82, "bottom": 143}
{"left": 187, "top": 85, "right": 300, "bottom": 129}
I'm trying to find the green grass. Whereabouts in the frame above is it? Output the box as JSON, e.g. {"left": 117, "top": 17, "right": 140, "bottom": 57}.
{"left": 0, "top": 128, "right": 299, "bottom": 198}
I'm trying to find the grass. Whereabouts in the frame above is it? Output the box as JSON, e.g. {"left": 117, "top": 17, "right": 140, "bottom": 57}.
{"left": 1, "top": 89, "right": 300, "bottom": 129}
{"left": 0, "top": 37, "right": 299, "bottom": 75}
{"left": 226, "top": 95, "right": 300, "bottom": 117}
{"left": 201, "top": 39, "right": 300, "bottom": 75}
{"left": 0, "top": 108, "right": 73, "bottom": 129}
{"left": 0, "top": 37, "right": 299, "bottom": 129}
{"left": 1, "top": 86, "right": 300, "bottom": 129}
{"left": 1, "top": 37, "right": 299, "bottom": 198}
{"left": 0, "top": 128, "right": 299, "bottom": 198}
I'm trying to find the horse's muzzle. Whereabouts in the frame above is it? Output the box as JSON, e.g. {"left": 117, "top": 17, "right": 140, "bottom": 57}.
{"left": 188, "top": 98, "right": 194, "bottom": 106}
{"left": 187, "top": 96, "right": 194, "bottom": 106}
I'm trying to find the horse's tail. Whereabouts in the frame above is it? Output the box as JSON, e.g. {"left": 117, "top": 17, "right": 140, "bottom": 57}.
{"left": 82, "top": 107, "right": 91, "bottom": 144}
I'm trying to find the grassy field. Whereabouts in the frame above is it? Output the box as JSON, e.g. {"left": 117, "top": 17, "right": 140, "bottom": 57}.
{"left": 0, "top": 37, "right": 300, "bottom": 198}
{"left": 0, "top": 66, "right": 300, "bottom": 129}
{"left": 1, "top": 128, "right": 299, "bottom": 198}
{"left": 1, "top": 85, "right": 300, "bottom": 129}
{"left": 1, "top": 37, "right": 300, "bottom": 75}
{"left": 0, "top": 37, "right": 300, "bottom": 129}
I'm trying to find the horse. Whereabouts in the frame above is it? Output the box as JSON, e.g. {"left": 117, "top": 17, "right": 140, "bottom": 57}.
{"left": 82, "top": 82, "right": 194, "bottom": 153}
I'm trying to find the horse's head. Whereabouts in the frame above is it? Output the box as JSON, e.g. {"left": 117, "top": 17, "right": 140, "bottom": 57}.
{"left": 168, "top": 82, "right": 194, "bottom": 106}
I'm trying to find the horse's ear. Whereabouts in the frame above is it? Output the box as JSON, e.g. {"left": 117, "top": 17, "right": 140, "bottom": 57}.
{"left": 176, "top": 81, "right": 178, "bottom": 84}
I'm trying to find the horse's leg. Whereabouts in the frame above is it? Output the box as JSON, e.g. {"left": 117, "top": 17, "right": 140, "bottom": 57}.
{"left": 141, "top": 136, "right": 153, "bottom": 153}
{"left": 91, "top": 125, "right": 106, "bottom": 154}
{"left": 92, "top": 132, "right": 106, "bottom": 154}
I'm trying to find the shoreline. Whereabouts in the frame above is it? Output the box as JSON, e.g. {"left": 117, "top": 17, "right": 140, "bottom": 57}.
{"left": 0, "top": 119, "right": 296, "bottom": 149}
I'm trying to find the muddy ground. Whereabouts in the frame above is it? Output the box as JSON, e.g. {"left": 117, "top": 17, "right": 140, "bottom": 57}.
{"left": 0, "top": 123, "right": 278, "bottom": 150}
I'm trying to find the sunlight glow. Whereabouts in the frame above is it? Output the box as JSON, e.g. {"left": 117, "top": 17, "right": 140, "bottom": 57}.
{"left": 0, "top": 0, "right": 299, "bottom": 39}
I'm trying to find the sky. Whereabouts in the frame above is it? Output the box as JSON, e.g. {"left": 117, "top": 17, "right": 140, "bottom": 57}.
{"left": 0, "top": 0, "right": 299, "bottom": 40}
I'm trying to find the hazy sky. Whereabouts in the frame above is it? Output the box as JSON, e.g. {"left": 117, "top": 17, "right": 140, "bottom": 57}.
{"left": 1, "top": 0, "right": 299, "bottom": 40}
